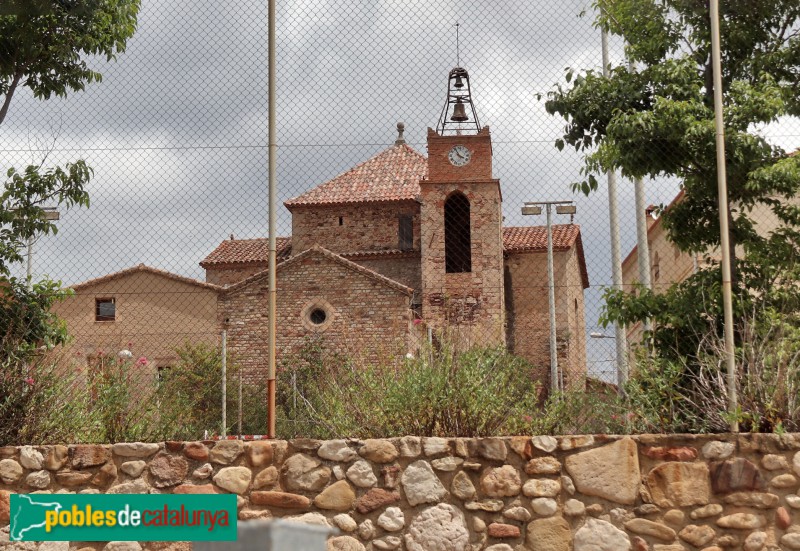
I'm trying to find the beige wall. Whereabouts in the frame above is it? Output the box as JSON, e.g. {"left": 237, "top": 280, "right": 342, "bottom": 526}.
{"left": 53, "top": 271, "right": 220, "bottom": 368}
{"left": 504, "top": 247, "right": 587, "bottom": 391}
{"left": 621, "top": 196, "right": 800, "bottom": 344}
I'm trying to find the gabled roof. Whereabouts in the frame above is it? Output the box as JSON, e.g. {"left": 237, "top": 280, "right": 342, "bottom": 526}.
{"left": 503, "top": 225, "right": 581, "bottom": 253}
{"left": 223, "top": 245, "right": 414, "bottom": 296}
{"left": 284, "top": 144, "right": 427, "bottom": 208}
{"left": 503, "top": 225, "right": 590, "bottom": 289}
{"left": 200, "top": 237, "right": 292, "bottom": 268}
{"left": 70, "top": 264, "right": 223, "bottom": 292}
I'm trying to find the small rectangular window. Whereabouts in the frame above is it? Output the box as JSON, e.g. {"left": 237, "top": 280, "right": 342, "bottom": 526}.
{"left": 338, "top": 216, "right": 344, "bottom": 226}
{"left": 399, "top": 215, "right": 413, "bottom": 250}
{"left": 95, "top": 298, "right": 116, "bottom": 322}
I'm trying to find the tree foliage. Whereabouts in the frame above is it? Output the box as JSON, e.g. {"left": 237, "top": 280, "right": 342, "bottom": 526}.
{"left": 546, "top": 0, "right": 800, "bottom": 359}
{"left": 0, "top": 0, "right": 140, "bottom": 123}
{"left": 0, "top": 0, "right": 139, "bottom": 355}
{"left": 0, "top": 161, "right": 91, "bottom": 276}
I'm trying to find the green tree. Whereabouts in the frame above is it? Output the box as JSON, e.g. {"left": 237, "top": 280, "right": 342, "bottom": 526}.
{"left": 545, "top": 0, "right": 800, "bottom": 359}
{"left": 1, "top": 0, "right": 139, "bottom": 365}
{"left": 0, "top": 0, "right": 140, "bottom": 123}
{"left": 0, "top": 0, "right": 140, "bottom": 274}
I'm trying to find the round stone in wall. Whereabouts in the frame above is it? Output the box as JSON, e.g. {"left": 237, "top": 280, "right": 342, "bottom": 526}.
{"left": 404, "top": 503, "right": 468, "bottom": 551}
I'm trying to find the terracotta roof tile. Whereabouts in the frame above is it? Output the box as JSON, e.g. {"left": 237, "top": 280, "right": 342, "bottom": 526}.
{"left": 200, "top": 237, "right": 291, "bottom": 267}
{"left": 503, "top": 225, "right": 589, "bottom": 288}
{"left": 284, "top": 144, "right": 427, "bottom": 208}
{"left": 502, "top": 225, "right": 580, "bottom": 252}
{"left": 70, "top": 264, "right": 223, "bottom": 292}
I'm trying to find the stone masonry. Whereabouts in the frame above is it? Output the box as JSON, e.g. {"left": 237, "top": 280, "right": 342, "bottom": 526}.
{"left": 3, "top": 433, "right": 800, "bottom": 550}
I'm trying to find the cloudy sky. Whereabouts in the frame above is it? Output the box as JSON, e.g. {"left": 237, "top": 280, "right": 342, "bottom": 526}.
{"left": 9, "top": 0, "right": 792, "bottom": 376}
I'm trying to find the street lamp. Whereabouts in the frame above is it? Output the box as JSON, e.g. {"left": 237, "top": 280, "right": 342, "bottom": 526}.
{"left": 25, "top": 207, "right": 60, "bottom": 288}
{"left": 521, "top": 200, "right": 576, "bottom": 395}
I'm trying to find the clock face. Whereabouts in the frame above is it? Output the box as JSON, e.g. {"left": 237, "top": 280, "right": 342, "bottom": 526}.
{"left": 448, "top": 145, "right": 472, "bottom": 167}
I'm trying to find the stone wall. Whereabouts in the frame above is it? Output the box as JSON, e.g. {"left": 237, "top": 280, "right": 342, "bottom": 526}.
{"left": 3, "top": 434, "right": 800, "bottom": 551}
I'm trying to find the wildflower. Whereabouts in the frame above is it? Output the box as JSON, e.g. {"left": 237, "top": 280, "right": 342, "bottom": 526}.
{"left": 136, "top": 356, "right": 148, "bottom": 366}
{"left": 413, "top": 318, "right": 423, "bottom": 325}
{"left": 523, "top": 415, "right": 532, "bottom": 423}
{"left": 24, "top": 377, "right": 35, "bottom": 385}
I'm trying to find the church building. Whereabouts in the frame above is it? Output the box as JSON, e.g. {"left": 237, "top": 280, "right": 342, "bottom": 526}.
{"left": 202, "top": 68, "right": 590, "bottom": 390}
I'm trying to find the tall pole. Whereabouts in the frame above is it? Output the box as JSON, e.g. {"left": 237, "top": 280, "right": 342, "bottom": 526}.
{"left": 710, "top": 0, "right": 737, "bottom": 432}
{"left": 238, "top": 369, "right": 243, "bottom": 438}
{"left": 627, "top": 58, "right": 653, "bottom": 338}
{"left": 601, "top": 29, "right": 629, "bottom": 389}
{"left": 221, "top": 330, "right": 227, "bottom": 437}
{"left": 545, "top": 204, "right": 559, "bottom": 395}
{"left": 266, "top": 0, "right": 277, "bottom": 439}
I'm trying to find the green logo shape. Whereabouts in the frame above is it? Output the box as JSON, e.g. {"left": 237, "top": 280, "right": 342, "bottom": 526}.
{"left": 10, "top": 494, "right": 237, "bottom": 541}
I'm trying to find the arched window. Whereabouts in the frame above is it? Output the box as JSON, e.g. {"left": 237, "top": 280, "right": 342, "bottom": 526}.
{"left": 445, "top": 192, "right": 471, "bottom": 273}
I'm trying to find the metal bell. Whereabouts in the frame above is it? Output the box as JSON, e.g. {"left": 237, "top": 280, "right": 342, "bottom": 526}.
{"left": 454, "top": 75, "right": 464, "bottom": 89}
{"left": 450, "top": 98, "right": 468, "bottom": 122}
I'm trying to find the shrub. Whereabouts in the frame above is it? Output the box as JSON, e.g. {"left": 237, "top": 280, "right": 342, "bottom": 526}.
{"left": 276, "top": 335, "right": 544, "bottom": 439}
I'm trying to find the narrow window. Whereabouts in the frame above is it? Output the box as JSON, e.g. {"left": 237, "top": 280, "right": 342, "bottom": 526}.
{"left": 95, "top": 298, "right": 116, "bottom": 322}
{"left": 445, "top": 192, "right": 471, "bottom": 273}
{"left": 399, "top": 215, "right": 413, "bottom": 250}
{"left": 338, "top": 216, "right": 344, "bottom": 226}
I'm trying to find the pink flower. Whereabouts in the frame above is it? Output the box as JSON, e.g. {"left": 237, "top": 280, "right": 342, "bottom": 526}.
{"left": 413, "top": 318, "right": 423, "bottom": 325}
{"left": 523, "top": 415, "right": 532, "bottom": 423}
{"left": 136, "top": 356, "right": 148, "bottom": 366}
{"left": 24, "top": 377, "right": 34, "bottom": 385}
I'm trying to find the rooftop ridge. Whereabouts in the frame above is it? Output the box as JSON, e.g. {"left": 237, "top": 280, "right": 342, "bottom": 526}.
{"left": 284, "top": 144, "right": 427, "bottom": 208}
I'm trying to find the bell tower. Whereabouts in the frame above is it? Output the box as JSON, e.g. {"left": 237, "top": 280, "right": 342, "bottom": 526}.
{"left": 419, "top": 67, "right": 505, "bottom": 346}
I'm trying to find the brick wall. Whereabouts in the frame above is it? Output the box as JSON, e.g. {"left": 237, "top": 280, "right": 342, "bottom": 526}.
{"left": 219, "top": 249, "right": 414, "bottom": 380}
{"left": 206, "top": 263, "right": 267, "bottom": 286}
{"left": 348, "top": 254, "right": 422, "bottom": 295}
{"left": 504, "top": 248, "right": 587, "bottom": 390}
{"left": 290, "top": 202, "right": 421, "bottom": 256}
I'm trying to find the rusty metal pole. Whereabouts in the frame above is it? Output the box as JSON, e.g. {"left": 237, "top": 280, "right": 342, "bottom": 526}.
{"left": 266, "top": 0, "right": 277, "bottom": 439}
{"left": 222, "top": 329, "right": 227, "bottom": 436}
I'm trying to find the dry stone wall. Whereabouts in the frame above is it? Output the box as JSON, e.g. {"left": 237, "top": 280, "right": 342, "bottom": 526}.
{"left": 3, "top": 434, "right": 800, "bottom": 550}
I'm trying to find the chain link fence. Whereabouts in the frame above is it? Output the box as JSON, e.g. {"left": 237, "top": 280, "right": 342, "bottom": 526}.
{"left": 2, "top": 0, "right": 799, "bottom": 441}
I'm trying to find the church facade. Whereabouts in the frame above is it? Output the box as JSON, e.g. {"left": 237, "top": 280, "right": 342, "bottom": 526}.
{"left": 202, "top": 68, "right": 590, "bottom": 389}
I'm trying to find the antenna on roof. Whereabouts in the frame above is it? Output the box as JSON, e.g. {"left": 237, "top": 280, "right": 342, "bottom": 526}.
{"left": 455, "top": 22, "right": 460, "bottom": 66}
